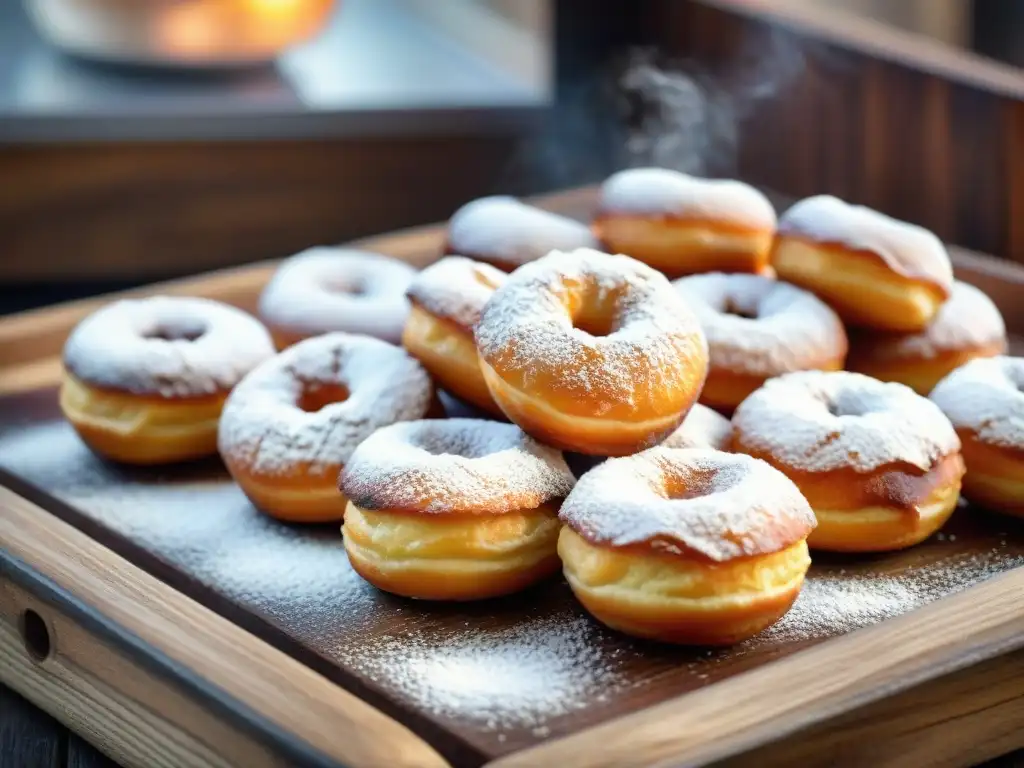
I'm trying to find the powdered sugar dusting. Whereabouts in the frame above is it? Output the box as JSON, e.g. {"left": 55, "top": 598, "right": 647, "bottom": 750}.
{"left": 218, "top": 333, "right": 433, "bottom": 477}
{"left": 446, "top": 196, "right": 598, "bottom": 270}
{"left": 560, "top": 448, "right": 815, "bottom": 561}
{"left": 930, "top": 356, "right": 1024, "bottom": 450}
{"left": 63, "top": 296, "right": 275, "bottom": 397}
{"left": 674, "top": 273, "right": 847, "bottom": 378}
{"left": 342, "top": 419, "right": 575, "bottom": 514}
{"left": 851, "top": 281, "right": 1006, "bottom": 364}
{"left": 733, "top": 371, "right": 961, "bottom": 473}
{"left": 659, "top": 403, "right": 732, "bottom": 450}
{"left": 777, "top": 196, "right": 953, "bottom": 291}
{"left": 597, "top": 167, "right": 776, "bottom": 229}
{"left": 406, "top": 256, "right": 506, "bottom": 332}
{"left": 475, "top": 248, "right": 708, "bottom": 417}
{"left": 339, "top": 615, "right": 631, "bottom": 730}
{"left": 258, "top": 247, "right": 415, "bottom": 344}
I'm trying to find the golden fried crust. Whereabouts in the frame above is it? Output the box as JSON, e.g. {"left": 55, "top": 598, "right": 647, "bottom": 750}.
{"left": 592, "top": 215, "right": 773, "bottom": 278}
{"left": 401, "top": 306, "right": 501, "bottom": 415}
{"left": 343, "top": 502, "right": 562, "bottom": 600}
{"left": 60, "top": 372, "right": 227, "bottom": 465}
{"left": 956, "top": 429, "right": 1024, "bottom": 517}
{"left": 558, "top": 528, "right": 810, "bottom": 645}
{"left": 771, "top": 237, "right": 947, "bottom": 331}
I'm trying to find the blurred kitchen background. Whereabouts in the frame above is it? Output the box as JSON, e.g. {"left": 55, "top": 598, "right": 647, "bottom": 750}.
{"left": 2, "top": 0, "right": 1024, "bottom": 314}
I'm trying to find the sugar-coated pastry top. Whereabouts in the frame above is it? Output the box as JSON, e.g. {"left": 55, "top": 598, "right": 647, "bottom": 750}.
{"left": 446, "top": 196, "right": 598, "bottom": 269}
{"left": 559, "top": 447, "right": 816, "bottom": 561}
{"left": 405, "top": 256, "right": 506, "bottom": 332}
{"left": 777, "top": 196, "right": 953, "bottom": 292}
{"left": 63, "top": 296, "right": 275, "bottom": 398}
{"left": 475, "top": 248, "right": 708, "bottom": 419}
{"left": 853, "top": 281, "right": 1006, "bottom": 361}
{"left": 930, "top": 356, "right": 1024, "bottom": 450}
{"left": 341, "top": 419, "right": 576, "bottom": 514}
{"left": 659, "top": 404, "right": 732, "bottom": 451}
{"left": 218, "top": 333, "right": 432, "bottom": 477}
{"left": 597, "top": 168, "right": 777, "bottom": 230}
{"left": 733, "top": 370, "right": 961, "bottom": 473}
{"left": 258, "top": 247, "right": 416, "bottom": 341}
{"left": 674, "top": 273, "right": 847, "bottom": 377}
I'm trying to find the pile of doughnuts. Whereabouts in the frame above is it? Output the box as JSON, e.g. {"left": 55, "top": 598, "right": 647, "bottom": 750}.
{"left": 58, "top": 170, "right": 1021, "bottom": 648}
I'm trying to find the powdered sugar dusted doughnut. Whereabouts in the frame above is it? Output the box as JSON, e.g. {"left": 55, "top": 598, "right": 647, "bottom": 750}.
{"left": 777, "top": 196, "right": 952, "bottom": 291}
{"left": 475, "top": 247, "right": 709, "bottom": 456}
{"left": 445, "top": 196, "right": 598, "bottom": 272}
{"left": 598, "top": 168, "right": 776, "bottom": 229}
{"left": 405, "top": 256, "right": 505, "bottom": 333}
{"left": 674, "top": 273, "right": 847, "bottom": 410}
{"left": 734, "top": 370, "right": 964, "bottom": 552}
{"left": 557, "top": 447, "right": 814, "bottom": 645}
{"left": 594, "top": 169, "right": 777, "bottom": 278}
{"left": 258, "top": 247, "right": 416, "bottom": 347}
{"left": 218, "top": 333, "right": 433, "bottom": 522}
{"left": 659, "top": 403, "right": 732, "bottom": 451}
{"left": 63, "top": 296, "right": 275, "bottom": 398}
{"left": 734, "top": 371, "right": 959, "bottom": 474}
{"left": 341, "top": 418, "right": 576, "bottom": 600}
{"left": 929, "top": 356, "right": 1024, "bottom": 516}
{"left": 560, "top": 448, "right": 814, "bottom": 560}
{"left": 847, "top": 281, "right": 1007, "bottom": 394}
{"left": 342, "top": 419, "right": 575, "bottom": 515}
{"left": 931, "top": 357, "right": 1024, "bottom": 451}
{"left": 402, "top": 256, "right": 507, "bottom": 415}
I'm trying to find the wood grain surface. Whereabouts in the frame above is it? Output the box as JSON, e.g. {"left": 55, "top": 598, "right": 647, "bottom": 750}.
{"left": 0, "top": 485, "right": 450, "bottom": 768}
{"left": 1, "top": 185, "right": 1024, "bottom": 766}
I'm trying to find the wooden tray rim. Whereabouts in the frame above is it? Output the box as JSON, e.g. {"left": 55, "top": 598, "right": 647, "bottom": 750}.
{"left": 2, "top": 186, "right": 1024, "bottom": 767}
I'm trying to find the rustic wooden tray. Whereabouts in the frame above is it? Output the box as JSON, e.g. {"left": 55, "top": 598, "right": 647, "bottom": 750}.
{"left": 2, "top": 188, "right": 1023, "bottom": 768}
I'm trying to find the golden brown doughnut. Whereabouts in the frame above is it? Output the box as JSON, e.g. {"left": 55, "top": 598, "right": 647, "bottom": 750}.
{"left": 402, "top": 256, "right": 506, "bottom": 415}
{"left": 847, "top": 281, "right": 1007, "bottom": 395}
{"left": 771, "top": 196, "right": 953, "bottom": 331}
{"left": 341, "top": 419, "right": 576, "bottom": 600}
{"left": 60, "top": 296, "right": 275, "bottom": 465}
{"left": 592, "top": 168, "right": 777, "bottom": 278}
{"left": 258, "top": 247, "right": 415, "bottom": 348}
{"left": 475, "top": 248, "right": 709, "bottom": 456}
{"left": 658, "top": 403, "right": 732, "bottom": 451}
{"left": 218, "top": 332, "right": 434, "bottom": 523}
{"left": 733, "top": 371, "right": 964, "bottom": 552}
{"left": 558, "top": 447, "right": 816, "bottom": 645}
{"left": 444, "top": 195, "right": 598, "bottom": 272}
{"left": 674, "top": 273, "right": 848, "bottom": 412}
{"left": 930, "top": 356, "right": 1024, "bottom": 516}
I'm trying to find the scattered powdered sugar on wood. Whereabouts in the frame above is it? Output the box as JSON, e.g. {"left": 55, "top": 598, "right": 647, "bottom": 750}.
{"left": 218, "top": 333, "right": 433, "bottom": 477}
{"left": 257, "top": 247, "right": 415, "bottom": 344}
{"left": 475, "top": 248, "right": 708, "bottom": 417}
{"left": 930, "top": 356, "right": 1024, "bottom": 449}
{"left": 597, "top": 167, "right": 776, "bottom": 229}
{"left": 446, "top": 196, "right": 598, "bottom": 269}
{"left": 338, "top": 615, "right": 632, "bottom": 730}
{"left": 405, "top": 256, "right": 506, "bottom": 331}
{"left": 560, "top": 448, "right": 815, "bottom": 561}
{"left": 63, "top": 296, "right": 275, "bottom": 397}
{"left": 777, "top": 195, "right": 953, "bottom": 290}
{"left": 659, "top": 403, "right": 732, "bottom": 451}
{"left": 748, "top": 547, "right": 1024, "bottom": 647}
{"left": 733, "top": 370, "right": 961, "bottom": 473}
{"left": 342, "top": 419, "right": 575, "bottom": 514}
{"left": 674, "top": 273, "right": 847, "bottom": 377}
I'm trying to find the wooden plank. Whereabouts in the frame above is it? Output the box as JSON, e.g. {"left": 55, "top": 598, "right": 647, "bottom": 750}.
{"left": 0, "top": 487, "right": 450, "bottom": 768}
{"left": 487, "top": 567, "right": 1024, "bottom": 768}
